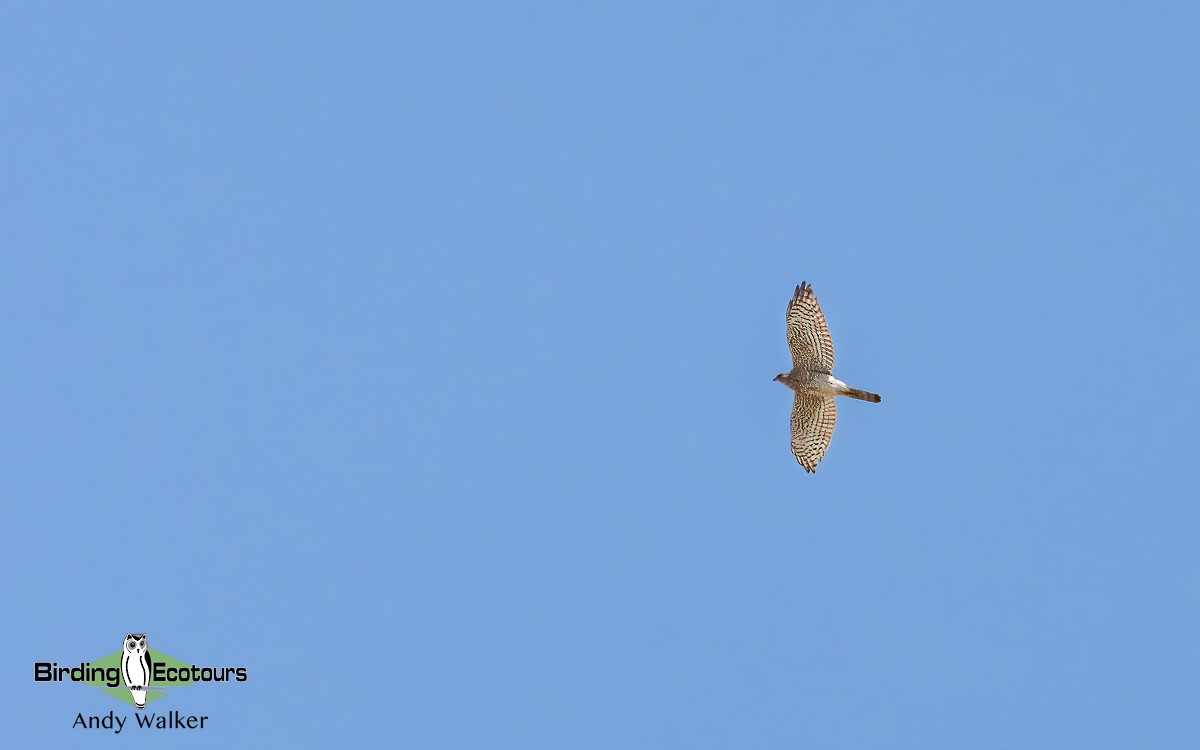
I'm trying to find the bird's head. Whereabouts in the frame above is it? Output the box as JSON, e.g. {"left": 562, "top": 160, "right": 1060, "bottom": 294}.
{"left": 773, "top": 373, "right": 784, "bottom": 382}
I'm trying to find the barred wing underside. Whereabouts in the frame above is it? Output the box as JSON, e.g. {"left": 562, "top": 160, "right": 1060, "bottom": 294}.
{"left": 790, "top": 394, "right": 837, "bottom": 473}
{"left": 786, "top": 282, "right": 835, "bottom": 371}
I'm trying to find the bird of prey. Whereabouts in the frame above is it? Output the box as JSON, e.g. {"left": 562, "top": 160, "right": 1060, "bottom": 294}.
{"left": 774, "top": 282, "right": 881, "bottom": 472}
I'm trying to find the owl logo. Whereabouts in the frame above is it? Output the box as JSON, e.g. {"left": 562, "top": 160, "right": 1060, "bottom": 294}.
{"left": 120, "top": 633, "right": 153, "bottom": 709}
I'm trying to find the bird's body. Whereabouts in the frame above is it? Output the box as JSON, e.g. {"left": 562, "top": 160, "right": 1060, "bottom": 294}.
{"left": 776, "top": 369, "right": 880, "bottom": 403}
{"left": 775, "top": 282, "right": 880, "bottom": 472}
{"left": 775, "top": 370, "right": 847, "bottom": 395}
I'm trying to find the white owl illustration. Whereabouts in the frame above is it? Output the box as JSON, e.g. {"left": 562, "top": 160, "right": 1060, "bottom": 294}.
{"left": 120, "top": 633, "right": 152, "bottom": 710}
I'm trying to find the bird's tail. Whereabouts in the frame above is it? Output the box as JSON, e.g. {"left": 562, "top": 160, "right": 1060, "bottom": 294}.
{"left": 840, "top": 386, "right": 882, "bottom": 403}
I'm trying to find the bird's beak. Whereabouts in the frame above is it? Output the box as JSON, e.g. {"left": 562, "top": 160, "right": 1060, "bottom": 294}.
{"left": 772, "top": 375, "right": 780, "bottom": 382}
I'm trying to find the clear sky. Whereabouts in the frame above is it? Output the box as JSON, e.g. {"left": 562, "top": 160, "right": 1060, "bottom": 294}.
{"left": 3, "top": 2, "right": 1198, "bottom": 747}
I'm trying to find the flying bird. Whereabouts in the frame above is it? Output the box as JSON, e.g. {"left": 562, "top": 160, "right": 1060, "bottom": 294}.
{"left": 775, "top": 282, "right": 881, "bottom": 472}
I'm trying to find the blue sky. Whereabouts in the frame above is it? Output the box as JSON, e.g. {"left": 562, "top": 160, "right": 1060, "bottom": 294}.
{"left": 3, "top": 2, "right": 1198, "bottom": 747}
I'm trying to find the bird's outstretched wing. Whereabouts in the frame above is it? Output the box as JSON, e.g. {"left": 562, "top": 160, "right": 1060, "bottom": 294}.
{"left": 786, "top": 282, "right": 835, "bottom": 371}
{"left": 790, "top": 393, "right": 837, "bottom": 473}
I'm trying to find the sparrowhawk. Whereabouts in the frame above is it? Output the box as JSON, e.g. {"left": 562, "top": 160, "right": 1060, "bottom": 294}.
{"left": 774, "top": 282, "right": 881, "bottom": 472}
